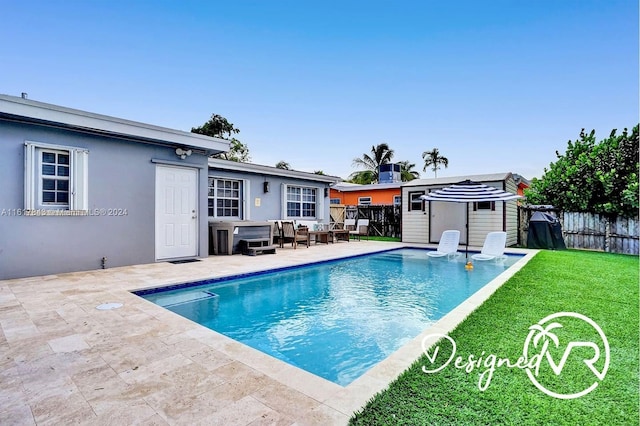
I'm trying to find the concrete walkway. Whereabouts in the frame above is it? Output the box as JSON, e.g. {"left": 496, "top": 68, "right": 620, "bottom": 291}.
{"left": 1, "top": 241, "right": 535, "bottom": 425}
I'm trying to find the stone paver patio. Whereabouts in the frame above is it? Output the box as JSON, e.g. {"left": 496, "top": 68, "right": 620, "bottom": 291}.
{"left": 1, "top": 241, "right": 535, "bottom": 425}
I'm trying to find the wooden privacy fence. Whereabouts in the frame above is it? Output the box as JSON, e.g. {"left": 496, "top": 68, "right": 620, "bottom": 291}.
{"left": 330, "top": 204, "right": 401, "bottom": 238}
{"left": 562, "top": 212, "right": 638, "bottom": 255}
{"left": 518, "top": 206, "right": 639, "bottom": 255}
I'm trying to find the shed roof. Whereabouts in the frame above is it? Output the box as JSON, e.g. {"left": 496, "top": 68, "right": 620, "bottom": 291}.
{"left": 0, "top": 94, "right": 230, "bottom": 154}
{"left": 208, "top": 158, "right": 341, "bottom": 184}
{"left": 402, "top": 172, "right": 513, "bottom": 187}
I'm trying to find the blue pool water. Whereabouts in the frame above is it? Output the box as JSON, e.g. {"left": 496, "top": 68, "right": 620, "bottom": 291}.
{"left": 136, "top": 248, "right": 521, "bottom": 386}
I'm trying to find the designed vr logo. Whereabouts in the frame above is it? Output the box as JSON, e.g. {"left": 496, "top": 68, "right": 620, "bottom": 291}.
{"left": 523, "top": 312, "right": 610, "bottom": 399}
{"left": 422, "top": 312, "right": 610, "bottom": 399}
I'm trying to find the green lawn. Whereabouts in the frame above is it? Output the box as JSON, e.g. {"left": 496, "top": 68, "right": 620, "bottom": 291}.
{"left": 350, "top": 250, "right": 639, "bottom": 425}
{"left": 364, "top": 236, "right": 401, "bottom": 242}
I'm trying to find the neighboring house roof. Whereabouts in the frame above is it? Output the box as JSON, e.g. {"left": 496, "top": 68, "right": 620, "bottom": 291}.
{"left": 208, "top": 158, "right": 341, "bottom": 184}
{"left": 512, "top": 173, "right": 531, "bottom": 188}
{"left": 0, "top": 94, "right": 229, "bottom": 154}
{"left": 402, "top": 172, "right": 514, "bottom": 187}
{"left": 331, "top": 182, "right": 403, "bottom": 192}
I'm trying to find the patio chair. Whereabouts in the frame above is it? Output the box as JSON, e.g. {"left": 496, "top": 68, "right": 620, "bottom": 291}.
{"left": 271, "top": 220, "right": 282, "bottom": 247}
{"left": 355, "top": 219, "right": 369, "bottom": 240}
{"left": 471, "top": 231, "right": 507, "bottom": 261}
{"left": 344, "top": 219, "right": 358, "bottom": 240}
{"left": 427, "top": 230, "right": 460, "bottom": 258}
{"left": 281, "top": 221, "right": 309, "bottom": 249}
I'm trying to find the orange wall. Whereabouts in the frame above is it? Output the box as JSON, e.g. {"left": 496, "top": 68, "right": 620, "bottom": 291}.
{"left": 330, "top": 188, "right": 400, "bottom": 205}
{"left": 517, "top": 183, "right": 528, "bottom": 197}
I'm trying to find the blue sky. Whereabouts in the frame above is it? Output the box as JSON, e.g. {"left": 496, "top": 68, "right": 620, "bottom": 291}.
{"left": 2, "top": 1, "right": 638, "bottom": 180}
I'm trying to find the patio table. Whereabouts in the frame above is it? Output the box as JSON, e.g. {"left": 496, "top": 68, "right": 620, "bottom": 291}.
{"left": 330, "top": 229, "right": 350, "bottom": 242}
{"left": 307, "top": 230, "right": 330, "bottom": 245}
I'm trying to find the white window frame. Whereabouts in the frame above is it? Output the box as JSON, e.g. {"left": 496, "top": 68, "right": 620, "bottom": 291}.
{"left": 24, "top": 141, "right": 89, "bottom": 211}
{"left": 393, "top": 195, "right": 402, "bottom": 206}
{"left": 282, "top": 184, "right": 321, "bottom": 219}
{"left": 358, "top": 196, "right": 372, "bottom": 205}
{"left": 208, "top": 177, "right": 244, "bottom": 219}
{"left": 409, "top": 191, "right": 425, "bottom": 211}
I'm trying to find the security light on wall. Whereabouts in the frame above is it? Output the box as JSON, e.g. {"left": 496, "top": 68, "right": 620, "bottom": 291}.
{"left": 175, "top": 148, "right": 192, "bottom": 159}
{"left": 263, "top": 181, "right": 270, "bottom": 193}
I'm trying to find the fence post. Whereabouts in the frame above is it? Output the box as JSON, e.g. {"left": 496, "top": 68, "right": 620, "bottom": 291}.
{"left": 604, "top": 217, "right": 611, "bottom": 253}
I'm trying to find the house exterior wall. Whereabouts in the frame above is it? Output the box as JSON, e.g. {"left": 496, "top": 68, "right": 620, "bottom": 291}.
{"left": 0, "top": 120, "right": 210, "bottom": 280}
{"left": 401, "top": 188, "right": 429, "bottom": 243}
{"left": 504, "top": 178, "right": 519, "bottom": 246}
{"left": 329, "top": 187, "right": 401, "bottom": 205}
{"left": 401, "top": 176, "right": 519, "bottom": 247}
{"left": 208, "top": 168, "right": 331, "bottom": 223}
{"left": 466, "top": 180, "right": 518, "bottom": 247}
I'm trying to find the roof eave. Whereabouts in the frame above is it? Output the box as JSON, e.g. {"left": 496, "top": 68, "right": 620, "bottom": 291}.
{"left": 332, "top": 182, "right": 403, "bottom": 192}
{"left": 208, "top": 158, "right": 341, "bottom": 183}
{"left": 402, "top": 172, "right": 513, "bottom": 187}
{"left": 0, "top": 94, "right": 230, "bottom": 154}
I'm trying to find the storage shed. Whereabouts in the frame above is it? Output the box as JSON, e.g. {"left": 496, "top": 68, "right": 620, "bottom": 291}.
{"left": 401, "top": 173, "right": 520, "bottom": 247}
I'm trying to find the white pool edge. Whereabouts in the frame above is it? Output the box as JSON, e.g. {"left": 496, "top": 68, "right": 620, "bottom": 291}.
{"left": 155, "top": 246, "right": 539, "bottom": 417}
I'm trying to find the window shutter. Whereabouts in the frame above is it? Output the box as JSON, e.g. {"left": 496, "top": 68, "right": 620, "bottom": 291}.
{"left": 24, "top": 143, "right": 36, "bottom": 210}
{"left": 281, "top": 183, "right": 287, "bottom": 219}
{"left": 316, "top": 187, "right": 324, "bottom": 220}
{"left": 243, "top": 179, "right": 251, "bottom": 220}
{"left": 71, "top": 148, "right": 89, "bottom": 211}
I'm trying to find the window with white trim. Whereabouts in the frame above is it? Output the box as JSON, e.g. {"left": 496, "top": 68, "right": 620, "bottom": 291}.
{"left": 330, "top": 198, "right": 341, "bottom": 205}
{"left": 287, "top": 186, "right": 316, "bottom": 218}
{"left": 474, "top": 201, "right": 495, "bottom": 211}
{"left": 358, "top": 196, "right": 372, "bottom": 205}
{"left": 24, "top": 142, "right": 89, "bottom": 211}
{"left": 208, "top": 178, "right": 241, "bottom": 218}
{"left": 409, "top": 191, "right": 424, "bottom": 211}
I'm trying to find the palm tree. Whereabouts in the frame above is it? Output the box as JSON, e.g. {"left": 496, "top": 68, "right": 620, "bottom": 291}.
{"left": 352, "top": 143, "right": 394, "bottom": 183}
{"left": 528, "top": 322, "right": 562, "bottom": 376}
{"left": 422, "top": 148, "right": 449, "bottom": 178}
{"left": 398, "top": 160, "right": 420, "bottom": 182}
{"left": 347, "top": 170, "right": 376, "bottom": 184}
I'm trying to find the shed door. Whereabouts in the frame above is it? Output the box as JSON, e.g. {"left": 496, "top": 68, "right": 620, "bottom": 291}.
{"left": 155, "top": 165, "right": 198, "bottom": 260}
{"left": 430, "top": 201, "right": 467, "bottom": 244}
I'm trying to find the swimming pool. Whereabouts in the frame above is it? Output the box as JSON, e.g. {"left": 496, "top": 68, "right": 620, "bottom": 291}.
{"left": 136, "top": 248, "right": 522, "bottom": 386}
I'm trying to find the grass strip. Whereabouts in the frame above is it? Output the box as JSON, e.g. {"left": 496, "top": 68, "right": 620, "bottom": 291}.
{"left": 350, "top": 250, "right": 639, "bottom": 425}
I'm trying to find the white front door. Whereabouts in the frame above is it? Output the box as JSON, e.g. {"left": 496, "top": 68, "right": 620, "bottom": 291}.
{"left": 430, "top": 201, "right": 467, "bottom": 244}
{"left": 155, "top": 165, "right": 198, "bottom": 260}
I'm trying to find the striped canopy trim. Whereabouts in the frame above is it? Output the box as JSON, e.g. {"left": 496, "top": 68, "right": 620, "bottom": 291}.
{"left": 419, "top": 180, "right": 522, "bottom": 202}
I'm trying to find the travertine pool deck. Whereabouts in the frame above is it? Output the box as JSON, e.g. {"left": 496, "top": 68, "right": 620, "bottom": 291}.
{"left": 1, "top": 242, "right": 536, "bottom": 425}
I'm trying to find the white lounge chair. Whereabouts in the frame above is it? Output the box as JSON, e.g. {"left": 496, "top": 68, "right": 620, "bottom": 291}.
{"left": 472, "top": 231, "right": 507, "bottom": 261}
{"left": 427, "top": 230, "right": 460, "bottom": 258}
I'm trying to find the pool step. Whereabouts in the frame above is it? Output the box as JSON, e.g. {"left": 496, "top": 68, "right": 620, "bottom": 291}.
{"left": 156, "top": 290, "right": 219, "bottom": 308}
{"left": 241, "top": 238, "right": 277, "bottom": 256}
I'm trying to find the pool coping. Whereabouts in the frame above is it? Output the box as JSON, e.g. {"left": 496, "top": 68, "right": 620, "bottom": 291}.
{"left": 1, "top": 242, "right": 538, "bottom": 424}
{"left": 134, "top": 245, "right": 538, "bottom": 416}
